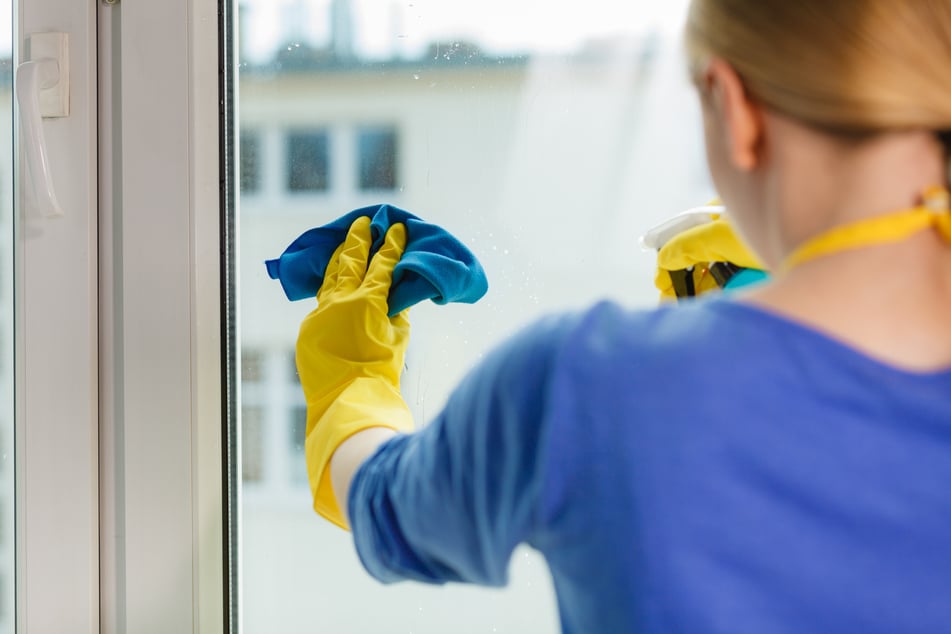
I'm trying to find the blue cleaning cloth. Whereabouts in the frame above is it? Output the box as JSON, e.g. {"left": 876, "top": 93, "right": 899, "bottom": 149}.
{"left": 265, "top": 204, "right": 489, "bottom": 316}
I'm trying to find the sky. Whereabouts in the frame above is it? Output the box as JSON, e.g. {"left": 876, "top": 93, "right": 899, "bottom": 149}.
{"left": 240, "top": 0, "right": 691, "bottom": 62}
{"left": 0, "top": 0, "right": 690, "bottom": 59}
{"left": 0, "top": 4, "right": 9, "bottom": 56}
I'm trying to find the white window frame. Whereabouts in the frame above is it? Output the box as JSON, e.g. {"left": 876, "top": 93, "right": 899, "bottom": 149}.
{"left": 97, "top": 0, "right": 227, "bottom": 631}
{"left": 15, "top": 0, "right": 229, "bottom": 631}
{"left": 15, "top": 0, "right": 99, "bottom": 631}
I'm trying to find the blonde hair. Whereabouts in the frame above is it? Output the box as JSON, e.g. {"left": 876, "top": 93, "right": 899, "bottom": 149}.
{"left": 685, "top": 0, "right": 951, "bottom": 140}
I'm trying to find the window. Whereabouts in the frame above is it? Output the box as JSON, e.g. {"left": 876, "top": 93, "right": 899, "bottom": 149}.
{"left": 237, "top": 1, "right": 706, "bottom": 632}
{"left": 288, "top": 404, "right": 308, "bottom": 485}
{"left": 240, "top": 129, "right": 262, "bottom": 193}
{"left": 288, "top": 351, "right": 301, "bottom": 384}
{"left": 286, "top": 129, "right": 330, "bottom": 192}
{"left": 239, "top": 348, "right": 309, "bottom": 493}
{"left": 242, "top": 348, "right": 265, "bottom": 382}
{"left": 2, "top": 0, "right": 716, "bottom": 631}
{"left": 13, "top": 0, "right": 226, "bottom": 630}
{"left": 242, "top": 406, "right": 265, "bottom": 483}
{"left": 357, "top": 126, "right": 398, "bottom": 191}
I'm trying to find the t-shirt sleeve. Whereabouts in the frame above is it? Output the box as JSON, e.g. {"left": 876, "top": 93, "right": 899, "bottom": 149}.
{"left": 347, "top": 312, "right": 575, "bottom": 587}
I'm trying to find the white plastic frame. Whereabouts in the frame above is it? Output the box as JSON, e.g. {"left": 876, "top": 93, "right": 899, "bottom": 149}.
{"left": 15, "top": 1, "right": 98, "bottom": 632}
{"left": 15, "top": 0, "right": 226, "bottom": 631}
{"left": 97, "top": 0, "right": 226, "bottom": 632}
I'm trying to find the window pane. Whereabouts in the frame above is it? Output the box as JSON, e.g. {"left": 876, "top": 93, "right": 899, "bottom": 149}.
{"left": 0, "top": 17, "right": 13, "bottom": 632}
{"left": 286, "top": 130, "right": 330, "bottom": 192}
{"left": 238, "top": 1, "right": 706, "bottom": 632}
{"left": 356, "top": 126, "right": 398, "bottom": 191}
{"left": 288, "top": 404, "right": 307, "bottom": 485}
{"left": 241, "top": 406, "right": 265, "bottom": 483}
{"left": 241, "top": 348, "right": 264, "bottom": 383}
{"left": 239, "top": 129, "right": 262, "bottom": 194}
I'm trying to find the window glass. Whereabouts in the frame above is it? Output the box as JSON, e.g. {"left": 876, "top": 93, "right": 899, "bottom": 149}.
{"left": 356, "top": 126, "right": 398, "bottom": 191}
{"left": 238, "top": 1, "right": 709, "bottom": 631}
{"left": 288, "top": 404, "right": 307, "bottom": 485}
{"left": 0, "top": 7, "right": 13, "bottom": 631}
{"left": 239, "top": 129, "right": 262, "bottom": 194}
{"left": 241, "top": 348, "right": 264, "bottom": 382}
{"left": 241, "top": 405, "right": 265, "bottom": 483}
{"left": 286, "top": 129, "right": 330, "bottom": 192}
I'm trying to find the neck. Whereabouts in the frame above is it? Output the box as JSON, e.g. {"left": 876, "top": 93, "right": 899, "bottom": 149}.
{"left": 740, "top": 123, "right": 951, "bottom": 371}
{"left": 765, "top": 127, "right": 947, "bottom": 268}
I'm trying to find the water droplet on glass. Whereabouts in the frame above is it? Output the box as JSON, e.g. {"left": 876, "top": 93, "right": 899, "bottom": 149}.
{"left": 413, "top": 73, "right": 420, "bottom": 80}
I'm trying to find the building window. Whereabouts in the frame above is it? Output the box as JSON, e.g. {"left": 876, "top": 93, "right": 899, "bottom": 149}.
{"left": 288, "top": 352, "right": 300, "bottom": 385}
{"left": 286, "top": 130, "right": 330, "bottom": 192}
{"left": 242, "top": 405, "right": 265, "bottom": 483}
{"left": 241, "top": 349, "right": 265, "bottom": 484}
{"left": 289, "top": 404, "right": 308, "bottom": 485}
{"left": 239, "top": 130, "right": 262, "bottom": 194}
{"left": 241, "top": 349, "right": 264, "bottom": 383}
{"left": 357, "top": 127, "right": 398, "bottom": 191}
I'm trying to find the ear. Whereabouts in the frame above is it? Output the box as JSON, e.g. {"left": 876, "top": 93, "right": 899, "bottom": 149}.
{"left": 702, "top": 58, "right": 764, "bottom": 171}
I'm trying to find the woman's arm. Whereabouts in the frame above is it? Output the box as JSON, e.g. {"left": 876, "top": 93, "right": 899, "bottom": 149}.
{"left": 342, "top": 310, "right": 576, "bottom": 586}
{"left": 330, "top": 427, "right": 397, "bottom": 527}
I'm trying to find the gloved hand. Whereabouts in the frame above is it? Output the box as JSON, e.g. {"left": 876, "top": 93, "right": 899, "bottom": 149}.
{"left": 296, "top": 216, "right": 414, "bottom": 529}
{"left": 648, "top": 213, "right": 767, "bottom": 301}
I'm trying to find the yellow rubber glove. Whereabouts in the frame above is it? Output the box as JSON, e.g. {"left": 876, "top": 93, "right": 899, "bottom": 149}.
{"left": 296, "top": 216, "right": 414, "bottom": 530}
{"left": 654, "top": 217, "right": 765, "bottom": 301}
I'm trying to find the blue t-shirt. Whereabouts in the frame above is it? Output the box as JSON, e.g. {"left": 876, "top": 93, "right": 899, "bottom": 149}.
{"left": 348, "top": 298, "right": 951, "bottom": 633}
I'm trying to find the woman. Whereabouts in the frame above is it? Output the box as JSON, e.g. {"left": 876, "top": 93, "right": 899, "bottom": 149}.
{"left": 297, "top": 1, "right": 951, "bottom": 631}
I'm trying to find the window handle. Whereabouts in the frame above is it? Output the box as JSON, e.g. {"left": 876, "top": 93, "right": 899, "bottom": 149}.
{"left": 16, "top": 33, "right": 70, "bottom": 218}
